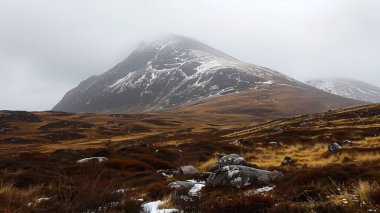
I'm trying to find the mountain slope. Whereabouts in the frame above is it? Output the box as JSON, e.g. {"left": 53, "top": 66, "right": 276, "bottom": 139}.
{"left": 305, "top": 78, "right": 380, "bottom": 103}
{"left": 53, "top": 35, "right": 304, "bottom": 113}
{"left": 54, "top": 35, "right": 364, "bottom": 115}
{"left": 167, "top": 84, "right": 364, "bottom": 125}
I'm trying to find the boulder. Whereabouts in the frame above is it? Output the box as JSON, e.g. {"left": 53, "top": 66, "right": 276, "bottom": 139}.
{"left": 206, "top": 165, "right": 283, "bottom": 188}
{"left": 209, "top": 154, "right": 247, "bottom": 172}
{"left": 168, "top": 181, "right": 196, "bottom": 190}
{"left": 178, "top": 165, "right": 199, "bottom": 174}
{"left": 328, "top": 142, "right": 342, "bottom": 152}
{"left": 281, "top": 156, "right": 296, "bottom": 165}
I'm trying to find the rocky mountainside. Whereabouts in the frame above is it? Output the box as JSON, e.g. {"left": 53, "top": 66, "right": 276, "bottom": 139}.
{"left": 305, "top": 78, "right": 380, "bottom": 103}
{"left": 53, "top": 35, "right": 306, "bottom": 113}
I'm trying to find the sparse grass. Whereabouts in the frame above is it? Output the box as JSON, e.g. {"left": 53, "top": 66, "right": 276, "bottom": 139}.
{"left": 196, "top": 156, "right": 218, "bottom": 172}
{"left": 242, "top": 140, "right": 380, "bottom": 169}
{"left": 158, "top": 193, "right": 176, "bottom": 210}
{"left": 0, "top": 181, "right": 44, "bottom": 212}
{"left": 300, "top": 180, "right": 380, "bottom": 212}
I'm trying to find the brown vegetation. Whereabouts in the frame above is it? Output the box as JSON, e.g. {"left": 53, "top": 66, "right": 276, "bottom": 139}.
{"left": 0, "top": 104, "right": 379, "bottom": 212}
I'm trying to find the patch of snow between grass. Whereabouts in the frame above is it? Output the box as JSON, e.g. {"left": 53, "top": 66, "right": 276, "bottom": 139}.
{"left": 142, "top": 200, "right": 178, "bottom": 213}
{"left": 76, "top": 157, "right": 108, "bottom": 164}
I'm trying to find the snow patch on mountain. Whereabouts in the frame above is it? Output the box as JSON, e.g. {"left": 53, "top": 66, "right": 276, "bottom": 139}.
{"left": 306, "top": 78, "right": 380, "bottom": 103}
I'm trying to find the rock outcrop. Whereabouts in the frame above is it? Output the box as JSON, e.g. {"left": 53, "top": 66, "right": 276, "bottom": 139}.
{"left": 209, "top": 154, "right": 247, "bottom": 172}
{"left": 206, "top": 165, "right": 283, "bottom": 188}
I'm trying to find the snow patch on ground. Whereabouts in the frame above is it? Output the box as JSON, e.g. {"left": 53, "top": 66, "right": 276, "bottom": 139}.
{"left": 142, "top": 200, "right": 178, "bottom": 213}
{"left": 27, "top": 197, "right": 51, "bottom": 207}
{"left": 255, "top": 186, "right": 275, "bottom": 194}
{"left": 76, "top": 157, "right": 108, "bottom": 164}
{"left": 188, "top": 183, "right": 206, "bottom": 196}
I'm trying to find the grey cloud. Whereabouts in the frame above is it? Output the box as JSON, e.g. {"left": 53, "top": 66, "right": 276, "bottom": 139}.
{"left": 0, "top": 0, "right": 379, "bottom": 110}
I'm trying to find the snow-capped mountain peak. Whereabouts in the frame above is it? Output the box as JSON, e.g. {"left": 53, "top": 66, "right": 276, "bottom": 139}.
{"left": 53, "top": 35, "right": 302, "bottom": 113}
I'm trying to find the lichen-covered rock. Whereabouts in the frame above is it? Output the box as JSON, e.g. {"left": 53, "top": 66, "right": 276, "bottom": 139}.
{"left": 206, "top": 165, "right": 283, "bottom": 188}
{"left": 209, "top": 154, "right": 247, "bottom": 172}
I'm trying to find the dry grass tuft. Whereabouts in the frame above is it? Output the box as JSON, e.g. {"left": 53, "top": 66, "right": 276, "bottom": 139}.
{"left": 196, "top": 156, "right": 218, "bottom": 172}
{"left": 158, "top": 193, "right": 176, "bottom": 210}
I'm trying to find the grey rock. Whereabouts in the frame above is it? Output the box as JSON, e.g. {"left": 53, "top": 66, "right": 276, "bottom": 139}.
{"left": 206, "top": 165, "right": 283, "bottom": 188}
{"left": 282, "top": 156, "right": 295, "bottom": 165}
{"left": 229, "top": 138, "right": 248, "bottom": 146}
{"left": 328, "top": 142, "right": 342, "bottom": 152}
{"left": 168, "top": 181, "right": 196, "bottom": 190}
{"left": 342, "top": 140, "right": 352, "bottom": 145}
{"left": 178, "top": 165, "right": 199, "bottom": 174}
{"left": 268, "top": 141, "right": 278, "bottom": 146}
{"left": 208, "top": 154, "right": 247, "bottom": 172}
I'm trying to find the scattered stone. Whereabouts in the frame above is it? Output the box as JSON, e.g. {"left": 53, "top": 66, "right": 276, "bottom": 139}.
{"left": 230, "top": 138, "right": 248, "bottom": 146}
{"left": 299, "top": 122, "right": 307, "bottom": 127}
{"left": 206, "top": 165, "right": 283, "bottom": 188}
{"left": 178, "top": 165, "right": 199, "bottom": 174}
{"left": 169, "top": 180, "right": 206, "bottom": 197}
{"left": 209, "top": 154, "right": 247, "bottom": 172}
{"left": 341, "top": 140, "right": 352, "bottom": 145}
{"left": 76, "top": 157, "right": 108, "bottom": 163}
{"left": 0, "top": 128, "right": 11, "bottom": 134}
{"left": 268, "top": 141, "right": 278, "bottom": 146}
{"left": 281, "top": 156, "right": 296, "bottom": 166}
{"left": 328, "top": 142, "right": 342, "bottom": 152}
{"left": 169, "top": 181, "right": 196, "bottom": 190}
{"left": 157, "top": 169, "right": 175, "bottom": 177}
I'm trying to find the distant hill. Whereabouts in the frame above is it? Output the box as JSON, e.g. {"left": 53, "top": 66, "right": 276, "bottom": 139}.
{"left": 306, "top": 78, "right": 380, "bottom": 103}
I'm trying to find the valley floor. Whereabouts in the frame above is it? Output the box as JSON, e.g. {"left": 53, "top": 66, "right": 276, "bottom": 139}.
{"left": 0, "top": 104, "right": 379, "bottom": 212}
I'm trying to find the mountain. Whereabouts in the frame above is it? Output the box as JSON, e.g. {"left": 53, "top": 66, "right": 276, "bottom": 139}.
{"left": 53, "top": 35, "right": 362, "bottom": 114}
{"left": 305, "top": 78, "right": 380, "bottom": 103}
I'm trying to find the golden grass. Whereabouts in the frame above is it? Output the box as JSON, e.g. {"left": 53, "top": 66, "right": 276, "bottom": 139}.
{"left": 196, "top": 156, "right": 218, "bottom": 172}
{"left": 318, "top": 181, "right": 380, "bottom": 210}
{"left": 243, "top": 137, "right": 380, "bottom": 169}
{"left": 158, "top": 193, "right": 176, "bottom": 210}
{"left": 0, "top": 181, "right": 44, "bottom": 212}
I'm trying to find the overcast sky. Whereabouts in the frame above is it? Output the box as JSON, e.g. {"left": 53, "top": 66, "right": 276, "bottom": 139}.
{"left": 1, "top": 0, "right": 379, "bottom": 111}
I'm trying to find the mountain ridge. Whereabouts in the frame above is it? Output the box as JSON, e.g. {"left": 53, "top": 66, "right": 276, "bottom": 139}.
{"left": 306, "top": 78, "right": 380, "bottom": 103}
{"left": 53, "top": 35, "right": 363, "bottom": 114}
